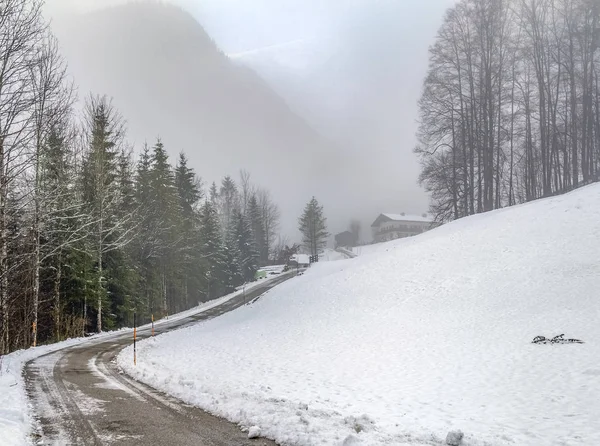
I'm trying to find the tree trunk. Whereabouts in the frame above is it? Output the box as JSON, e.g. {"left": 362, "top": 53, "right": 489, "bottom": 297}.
{"left": 32, "top": 229, "right": 40, "bottom": 347}
{"left": 54, "top": 251, "right": 62, "bottom": 341}
{"left": 97, "top": 235, "right": 103, "bottom": 333}
{"left": 0, "top": 136, "right": 8, "bottom": 354}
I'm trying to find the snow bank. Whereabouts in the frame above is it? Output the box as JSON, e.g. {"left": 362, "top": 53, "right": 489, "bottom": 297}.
{"left": 119, "top": 184, "right": 600, "bottom": 445}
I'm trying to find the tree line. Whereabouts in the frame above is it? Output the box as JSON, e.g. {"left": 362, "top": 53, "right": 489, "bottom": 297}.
{"left": 416, "top": 0, "right": 600, "bottom": 222}
{"left": 0, "top": 0, "right": 282, "bottom": 354}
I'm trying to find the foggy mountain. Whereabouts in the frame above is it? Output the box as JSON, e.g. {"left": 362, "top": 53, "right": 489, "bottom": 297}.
{"left": 49, "top": 2, "right": 348, "bottom": 238}
{"left": 228, "top": 0, "right": 453, "bottom": 232}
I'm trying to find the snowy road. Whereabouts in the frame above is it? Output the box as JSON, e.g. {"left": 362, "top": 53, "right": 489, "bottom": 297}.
{"left": 24, "top": 273, "right": 294, "bottom": 445}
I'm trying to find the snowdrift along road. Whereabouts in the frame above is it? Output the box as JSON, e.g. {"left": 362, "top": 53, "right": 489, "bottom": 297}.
{"left": 119, "top": 184, "right": 600, "bottom": 445}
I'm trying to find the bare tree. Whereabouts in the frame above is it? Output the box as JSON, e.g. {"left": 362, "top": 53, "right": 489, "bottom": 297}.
{"left": 415, "top": 0, "right": 600, "bottom": 223}
{"left": 239, "top": 169, "right": 254, "bottom": 215}
{"left": 28, "top": 34, "right": 74, "bottom": 346}
{"left": 257, "top": 188, "right": 280, "bottom": 264}
{"left": 0, "top": 0, "right": 46, "bottom": 353}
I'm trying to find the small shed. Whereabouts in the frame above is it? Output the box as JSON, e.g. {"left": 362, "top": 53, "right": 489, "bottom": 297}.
{"left": 335, "top": 231, "right": 358, "bottom": 248}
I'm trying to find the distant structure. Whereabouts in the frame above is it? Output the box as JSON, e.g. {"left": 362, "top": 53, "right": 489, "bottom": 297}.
{"left": 370, "top": 213, "right": 434, "bottom": 243}
{"left": 289, "top": 254, "right": 310, "bottom": 268}
{"left": 334, "top": 231, "right": 358, "bottom": 248}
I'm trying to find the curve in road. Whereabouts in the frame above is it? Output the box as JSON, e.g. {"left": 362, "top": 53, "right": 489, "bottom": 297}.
{"left": 25, "top": 273, "right": 295, "bottom": 445}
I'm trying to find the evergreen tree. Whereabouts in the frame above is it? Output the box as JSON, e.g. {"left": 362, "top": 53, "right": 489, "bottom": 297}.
{"left": 41, "top": 124, "right": 83, "bottom": 340}
{"left": 175, "top": 152, "right": 202, "bottom": 217}
{"left": 117, "top": 149, "right": 136, "bottom": 220}
{"left": 109, "top": 148, "right": 138, "bottom": 326}
{"left": 149, "top": 138, "right": 182, "bottom": 314}
{"left": 232, "top": 208, "right": 259, "bottom": 282}
{"left": 218, "top": 175, "right": 239, "bottom": 231}
{"left": 81, "top": 95, "right": 131, "bottom": 333}
{"left": 209, "top": 181, "right": 219, "bottom": 204}
{"left": 199, "top": 200, "right": 226, "bottom": 300}
{"left": 298, "top": 197, "right": 329, "bottom": 257}
{"left": 222, "top": 228, "right": 243, "bottom": 293}
{"left": 247, "top": 194, "right": 266, "bottom": 265}
{"left": 134, "top": 144, "right": 157, "bottom": 319}
{"left": 175, "top": 151, "right": 204, "bottom": 308}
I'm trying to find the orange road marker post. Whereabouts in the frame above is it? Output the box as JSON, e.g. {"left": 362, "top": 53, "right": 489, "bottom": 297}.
{"left": 133, "top": 312, "right": 137, "bottom": 366}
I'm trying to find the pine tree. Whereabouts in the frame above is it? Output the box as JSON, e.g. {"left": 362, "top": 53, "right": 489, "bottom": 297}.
{"left": 218, "top": 176, "right": 239, "bottom": 231}
{"left": 209, "top": 181, "right": 219, "bottom": 204}
{"left": 149, "top": 138, "right": 182, "bottom": 315}
{"left": 117, "top": 149, "right": 136, "bottom": 220}
{"left": 299, "top": 197, "right": 329, "bottom": 257}
{"left": 175, "top": 152, "right": 202, "bottom": 217}
{"left": 108, "top": 148, "right": 138, "bottom": 326}
{"left": 81, "top": 95, "right": 130, "bottom": 333}
{"left": 134, "top": 144, "right": 157, "bottom": 318}
{"left": 175, "top": 151, "right": 204, "bottom": 308}
{"left": 41, "top": 124, "right": 81, "bottom": 340}
{"left": 247, "top": 194, "right": 265, "bottom": 265}
{"left": 199, "top": 200, "right": 226, "bottom": 301}
{"left": 222, "top": 228, "right": 243, "bottom": 293}
{"left": 257, "top": 189, "right": 280, "bottom": 265}
{"left": 232, "top": 208, "right": 259, "bottom": 282}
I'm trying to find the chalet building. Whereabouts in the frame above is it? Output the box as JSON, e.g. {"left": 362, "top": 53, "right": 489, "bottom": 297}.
{"left": 335, "top": 231, "right": 358, "bottom": 248}
{"left": 371, "top": 213, "right": 434, "bottom": 243}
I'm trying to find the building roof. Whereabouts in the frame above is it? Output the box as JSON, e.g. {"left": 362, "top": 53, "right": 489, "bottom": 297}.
{"left": 371, "top": 213, "right": 433, "bottom": 227}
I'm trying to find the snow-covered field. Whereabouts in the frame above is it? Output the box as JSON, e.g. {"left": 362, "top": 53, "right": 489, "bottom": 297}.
{"left": 119, "top": 184, "right": 600, "bottom": 446}
{"left": 352, "top": 241, "right": 395, "bottom": 256}
{"left": 321, "top": 249, "right": 349, "bottom": 261}
{"left": 0, "top": 276, "right": 283, "bottom": 446}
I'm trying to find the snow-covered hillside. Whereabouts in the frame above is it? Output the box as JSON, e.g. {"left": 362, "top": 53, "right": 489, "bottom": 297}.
{"left": 119, "top": 185, "right": 600, "bottom": 445}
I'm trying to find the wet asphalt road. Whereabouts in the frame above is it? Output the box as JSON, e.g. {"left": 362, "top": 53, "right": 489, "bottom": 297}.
{"left": 25, "top": 273, "right": 295, "bottom": 446}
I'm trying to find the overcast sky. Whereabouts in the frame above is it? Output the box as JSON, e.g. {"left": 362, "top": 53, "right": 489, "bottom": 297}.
{"left": 43, "top": 0, "right": 452, "bottom": 241}
{"left": 46, "top": 0, "right": 367, "bottom": 52}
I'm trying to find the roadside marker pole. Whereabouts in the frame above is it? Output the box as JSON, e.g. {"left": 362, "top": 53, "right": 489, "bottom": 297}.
{"left": 151, "top": 314, "right": 154, "bottom": 337}
{"left": 133, "top": 312, "right": 137, "bottom": 366}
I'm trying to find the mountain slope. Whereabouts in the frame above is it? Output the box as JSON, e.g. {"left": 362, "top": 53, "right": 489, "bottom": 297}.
{"left": 120, "top": 183, "right": 600, "bottom": 445}
{"left": 233, "top": 0, "right": 453, "bottom": 229}
{"left": 50, "top": 3, "right": 339, "bottom": 234}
